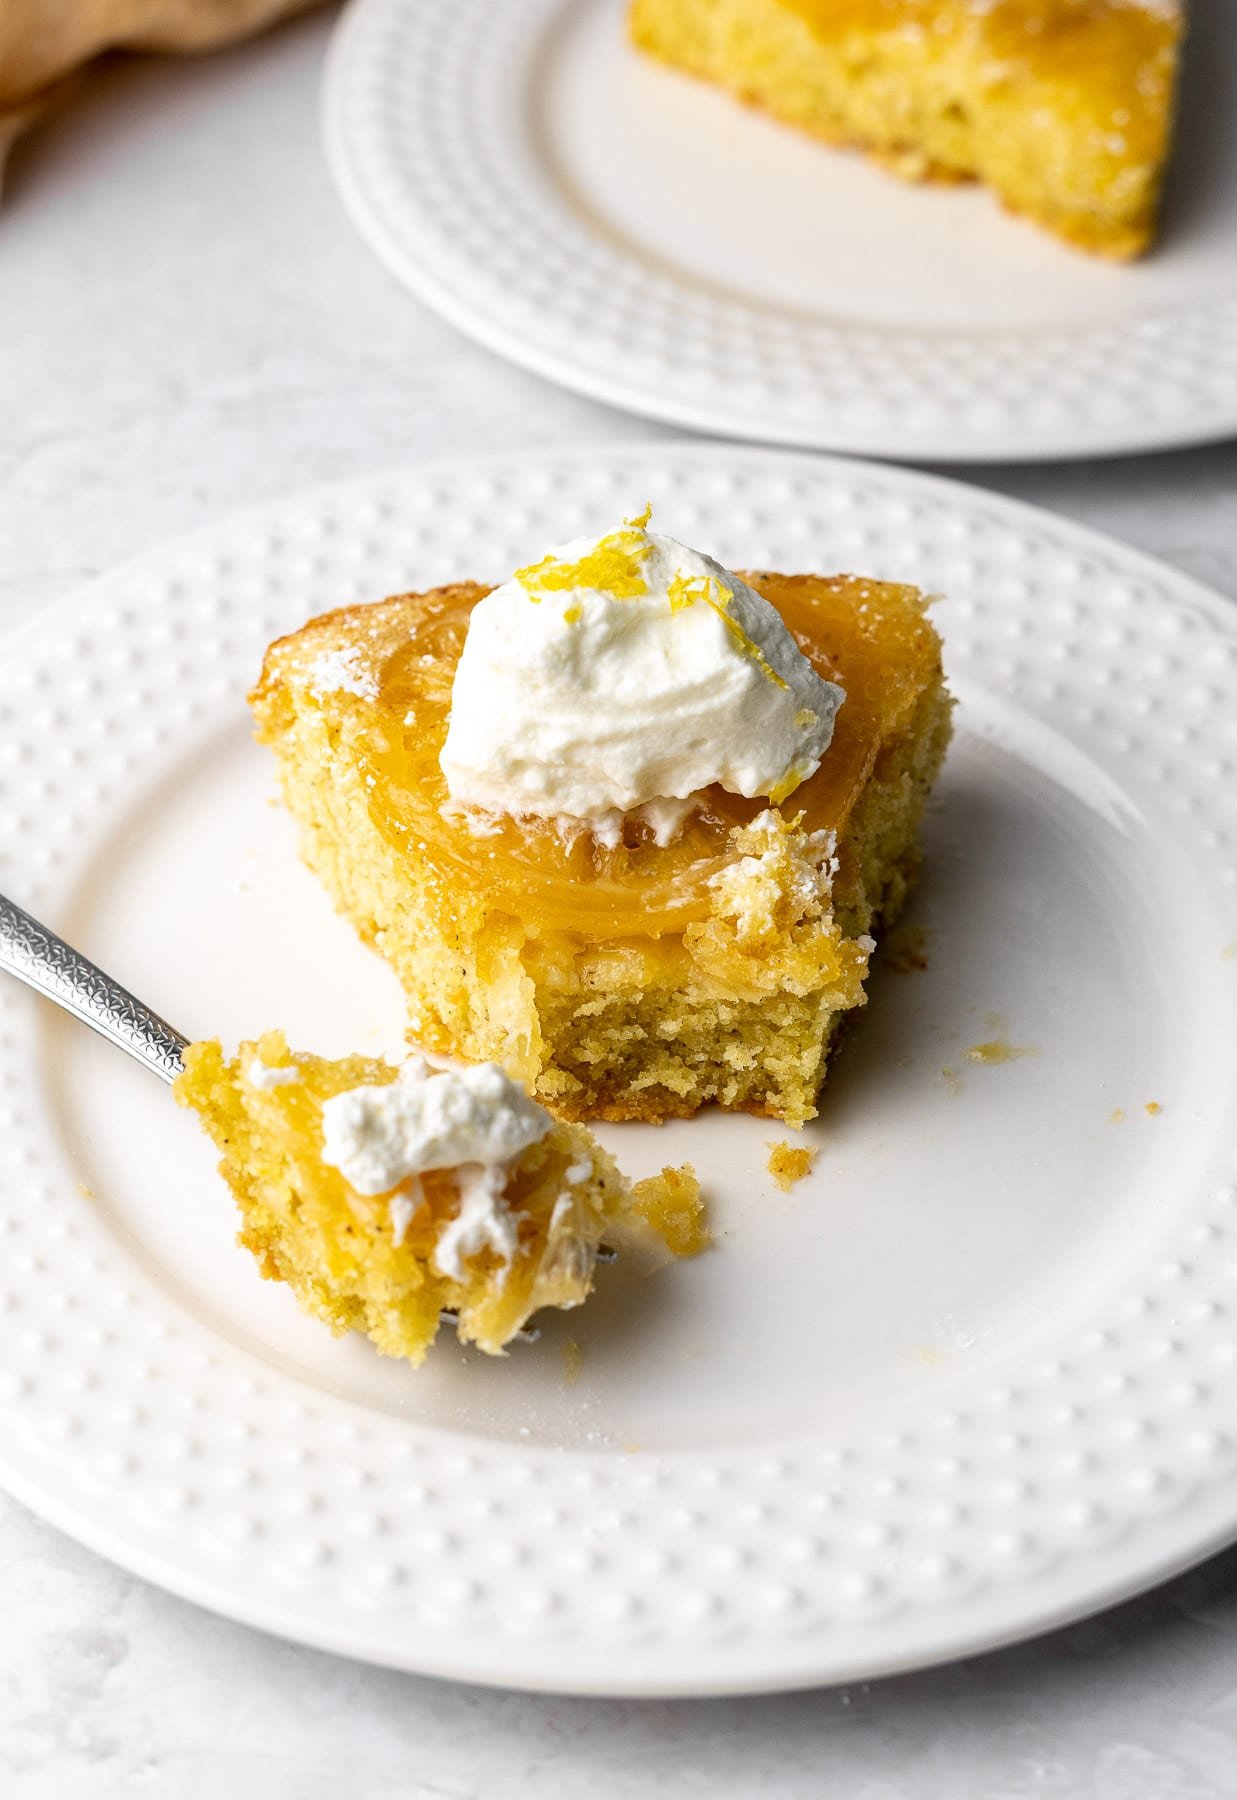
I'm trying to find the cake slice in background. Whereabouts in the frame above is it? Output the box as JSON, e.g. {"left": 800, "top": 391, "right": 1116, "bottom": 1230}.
{"left": 628, "top": 0, "right": 1184, "bottom": 259}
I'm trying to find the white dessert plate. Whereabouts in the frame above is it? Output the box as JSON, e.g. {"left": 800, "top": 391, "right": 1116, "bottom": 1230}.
{"left": 323, "top": 0, "right": 1237, "bottom": 463}
{"left": 2, "top": 444, "right": 1236, "bottom": 1696}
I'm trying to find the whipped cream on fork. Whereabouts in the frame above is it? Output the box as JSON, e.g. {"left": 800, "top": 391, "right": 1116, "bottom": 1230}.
{"left": 320, "top": 1057, "right": 553, "bottom": 1281}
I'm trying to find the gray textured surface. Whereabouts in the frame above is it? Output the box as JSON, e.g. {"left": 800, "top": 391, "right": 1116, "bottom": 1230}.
{"left": 1, "top": 10, "right": 1235, "bottom": 1795}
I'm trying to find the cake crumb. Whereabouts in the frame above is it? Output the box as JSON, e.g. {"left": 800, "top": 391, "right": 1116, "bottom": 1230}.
{"left": 880, "top": 922, "right": 930, "bottom": 974}
{"left": 767, "top": 1141, "right": 816, "bottom": 1191}
{"left": 630, "top": 1164, "right": 710, "bottom": 1256}
{"left": 963, "top": 1039, "right": 1036, "bottom": 1065}
{"left": 562, "top": 1337, "right": 584, "bottom": 1386}
{"left": 1144, "top": 1100, "right": 1163, "bottom": 1117}
{"left": 941, "top": 1065, "right": 964, "bottom": 1098}
{"left": 1111, "top": 1107, "right": 1126, "bottom": 1124}
{"left": 75, "top": 1182, "right": 93, "bottom": 1200}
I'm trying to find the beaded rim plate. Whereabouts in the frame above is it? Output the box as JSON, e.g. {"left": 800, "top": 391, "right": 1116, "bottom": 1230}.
{"left": 322, "top": 0, "right": 1237, "bottom": 463}
{"left": 1, "top": 444, "right": 1236, "bottom": 1696}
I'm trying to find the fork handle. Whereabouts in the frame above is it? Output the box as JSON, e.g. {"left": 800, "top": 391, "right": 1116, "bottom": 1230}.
{"left": 0, "top": 893, "right": 189, "bottom": 1084}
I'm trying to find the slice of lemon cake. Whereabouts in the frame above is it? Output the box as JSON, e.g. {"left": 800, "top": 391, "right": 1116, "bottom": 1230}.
{"left": 629, "top": 0, "right": 1183, "bottom": 259}
{"left": 176, "top": 1033, "right": 705, "bottom": 1364}
{"left": 251, "top": 515, "right": 951, "bottom": 1126}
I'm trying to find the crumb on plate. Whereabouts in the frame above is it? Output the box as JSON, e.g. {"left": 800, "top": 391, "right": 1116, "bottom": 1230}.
{"left": 630, "top": 1164, "right": 710, "bottom": 1256}
{"left": 562, "top": 1337, "right": 584, "bottom": 1386}
{"left": 767, "top": 1141, "right": 817, "bottom": 1192}
{"left": 963, "top": 1039, "right": 1036, "bottom": 1065}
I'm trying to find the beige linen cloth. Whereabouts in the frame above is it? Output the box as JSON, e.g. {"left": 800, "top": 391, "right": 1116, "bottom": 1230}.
{"left": 0, "top": 0, "right": 323, "bottom": 178}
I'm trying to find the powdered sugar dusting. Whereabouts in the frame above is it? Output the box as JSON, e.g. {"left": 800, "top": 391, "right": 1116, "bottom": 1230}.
{"left": 307, "top": 647, "right": 379, "bottom": 700}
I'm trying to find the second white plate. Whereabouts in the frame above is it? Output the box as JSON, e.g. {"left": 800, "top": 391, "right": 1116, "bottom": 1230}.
{"left": 324, "top": 0, "right": 1237, "bottom": 462}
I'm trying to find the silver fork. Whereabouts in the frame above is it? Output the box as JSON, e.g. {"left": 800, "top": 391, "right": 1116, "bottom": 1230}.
{"left": 0, "top": 891, "right": 189, "bottom": 1083}
{"left": 0, "top": 891, "right": 602, "bottom": 1340}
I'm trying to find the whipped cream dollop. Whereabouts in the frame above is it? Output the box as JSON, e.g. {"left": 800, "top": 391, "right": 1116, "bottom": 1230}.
{"left": 320, "top": 1057, "right": 551, "bottom": 1197}
{"left": 439, "top": 512, "right": 845, "bottom": 830}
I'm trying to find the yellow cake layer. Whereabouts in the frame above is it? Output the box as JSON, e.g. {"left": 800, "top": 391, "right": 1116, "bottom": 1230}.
{"left": 629, "top": 0, "right": 1183, "bottom": 259}
{"left": 252, "top": 572, "right": 951, "bottom": 1127}
{"left": 175, "top": 1033, "right": 705, "bottom": 1363}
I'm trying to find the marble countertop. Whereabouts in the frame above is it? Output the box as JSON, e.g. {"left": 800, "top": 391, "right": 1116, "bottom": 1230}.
{"left": 2, "top": 10, "right": 1236, "bottom": 1796}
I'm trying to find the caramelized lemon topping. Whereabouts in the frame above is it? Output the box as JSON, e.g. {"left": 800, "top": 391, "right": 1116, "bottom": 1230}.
{"left": 312, "top": 574, "right": 934, "bottom": 938}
